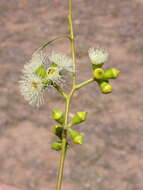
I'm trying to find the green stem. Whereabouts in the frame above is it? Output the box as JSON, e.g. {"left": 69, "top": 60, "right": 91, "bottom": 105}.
{"left": 56, "top": 78, "right": 94, "bottom": 190}
{"left": 56, "top": 97, "right": 71, "bottom": 190}
{"left": 36, "top": 34, "right": 70, "bottom": 51}
{"left": 54, "top": 84, "right": 68, "bottom": 99}
{"left": 75, "top": 78, "right": 94, "bottom": 90}
{"left": 55, "top": 136, "right": 67, "bottom": 190}
{"left": 56, "top": 0, "right": 76, "bottom": 189}
{"left": 68, "top": 0, "right": 76, "bottom": 87}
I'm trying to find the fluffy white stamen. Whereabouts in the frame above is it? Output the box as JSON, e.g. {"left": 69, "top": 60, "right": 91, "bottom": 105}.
{"left": 88, "top": 48, "right": 108, "bottom": 65}
{"left": 23, "top": 51, "right": 47, "bottom": 75}
{"left": 47, "top": 67, "right": 64, "bottom": 85}
{"left": 19, "top": 74, "right": 45, "bottom": 107}
{"left": 48, "top": 52, "right": 73, "bottom": 72}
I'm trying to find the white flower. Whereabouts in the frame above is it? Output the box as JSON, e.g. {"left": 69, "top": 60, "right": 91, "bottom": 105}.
{"left": 48, "top": 52, "right": 73, "bottom": 72}
{"left": 23, "top": 51, "right": 47, "bottom": 76}
{"left": 88, "top": 48, "right": 108, "bottom": 65}
{"left": 19, "top": 74, "right": 45, "bottom": 107}
{"left": 46, "top": 67, "right": 64, "bottom": 86}
{"left": 19, "top": 51, "right": 73, "bottom": 107}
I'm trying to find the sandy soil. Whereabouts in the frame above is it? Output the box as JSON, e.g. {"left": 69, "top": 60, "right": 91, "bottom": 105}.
{"left": 0, "top": 0, "right": 143, "bottom": 189}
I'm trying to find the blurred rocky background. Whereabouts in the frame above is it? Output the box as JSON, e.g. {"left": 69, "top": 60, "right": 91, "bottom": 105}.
{"left": 0, "top": 0, "right": 143, "bottom": 189}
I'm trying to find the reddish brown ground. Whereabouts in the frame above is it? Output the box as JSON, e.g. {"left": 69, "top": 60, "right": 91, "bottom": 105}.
{"left": 0, "top": 0, "right": 143, "bottom": 190}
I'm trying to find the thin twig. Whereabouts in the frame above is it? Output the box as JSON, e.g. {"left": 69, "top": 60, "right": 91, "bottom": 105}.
{"left": 35, "top": 34, "right": 70, "bottom": 51}
{"left": 56, "top": 0, "right": 77, "bottom": 190}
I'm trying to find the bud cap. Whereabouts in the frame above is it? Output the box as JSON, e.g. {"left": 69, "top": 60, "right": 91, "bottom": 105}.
{"left": 70, "top": 112, "right": 87, "bottom": 126}
{"left": 52, "top": 110, "right": 64, "bottom": 124}
{"left": 69, "top": 129, "right": 83, "bottom": 145}
{"left": 93, "top": 68, "right": 104, "bottom": 79}
{"left": 99, "top": 81, "right": 112, "bottom": 94}
{"left": 103, "top": 68, "right": 120, "bottom": 79}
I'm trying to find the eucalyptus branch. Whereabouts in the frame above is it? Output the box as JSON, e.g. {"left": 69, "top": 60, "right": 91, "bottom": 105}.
{"left": 56, "top": 0, "right": 77, "bottom": 189}
{"left": 19, "top": 0, "right": 121, "bottom": 189}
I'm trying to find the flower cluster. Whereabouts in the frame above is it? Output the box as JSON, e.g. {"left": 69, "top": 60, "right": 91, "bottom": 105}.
{"left": 19, "top": 51, "right": 73, "bottom": 107}
{"left": 88, "top": 48, "right": 120, "bottom": 94}
{"left": 19, "top": 48, "right": 120, "bottom": 107}
{"left": 52, "top": 110, "right": 87, "bottom": 150}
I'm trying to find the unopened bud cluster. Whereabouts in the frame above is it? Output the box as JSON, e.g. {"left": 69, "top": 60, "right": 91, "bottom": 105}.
{"left": 52, "top": 110, "right": 87, "bottom": 151}
{"left": 89, "top": 48, "right": 120, "bottom": 94}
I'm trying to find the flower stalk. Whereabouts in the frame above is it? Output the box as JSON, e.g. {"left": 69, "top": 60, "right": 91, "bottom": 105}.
{"left": 56, "top": 0, "right": 77, "bottom": 189}
{"left": 36, "top": 34, "right": 71, "bottom": 51}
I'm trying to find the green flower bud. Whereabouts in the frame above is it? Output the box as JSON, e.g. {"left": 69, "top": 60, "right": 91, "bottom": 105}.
{"left": 93, "top": 68, "right": 104, "bottom": 79}
{"left": 52, "top": 110, "right": 65, "bottom": 124}
{"left": 34, "top": 66, "right": 47, "bottom": 79}
{"left": 69, "top": 129, "right": 83, "bottom": 145}
{"left": 52, "top": 141, "right": 62, "bottom": 151}
{"left": 103, "top": 68, "right": 120, "bottom": 79}
{"left": 70, "top": 112, "right": 87, "bottom": 126}
{"left": 52, "top": 125, "right": 63, "bottom": 139}
{"left": 98, "top": 80, "right": 112, "bottom": 94}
